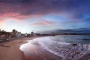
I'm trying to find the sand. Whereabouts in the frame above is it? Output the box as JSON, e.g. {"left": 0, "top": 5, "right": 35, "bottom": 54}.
{"left": 0, "top": 37, "right": 34, "bottom": 60}
{"left": 0, "top": 37, "right": 62, "bottom": 60}
{"left": 21, "top": 41, "right": 62, "bottom": 60}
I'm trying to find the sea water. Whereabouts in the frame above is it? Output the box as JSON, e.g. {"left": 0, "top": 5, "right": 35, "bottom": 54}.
{"left": 20, "top": 35, "right": 90, "bottom": 60}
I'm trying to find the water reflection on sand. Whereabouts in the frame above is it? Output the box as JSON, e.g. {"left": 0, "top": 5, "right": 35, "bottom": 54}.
{"left": 20, "top": 42, "right": 62, "bottom": 60}
{"left": 20, "top": 35, "right": 90, "bottom": 60}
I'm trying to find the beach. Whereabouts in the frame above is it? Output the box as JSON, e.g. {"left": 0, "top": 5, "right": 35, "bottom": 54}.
{"left": 1, "top": 36, "right": 90, "bottom": 60}
{"left": 0, "top": 37, "right": 34, "bottom": 60}
{"left": 0, "top": 37, "right": 62, "bottom": 60}
{"left": 20, "top": 36, "right": 90, "bottom": 60}
{"left": 21, "top": 41, "right": 62, "bottom": 60}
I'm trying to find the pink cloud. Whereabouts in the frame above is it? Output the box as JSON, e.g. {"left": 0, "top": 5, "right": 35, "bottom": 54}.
{"left": 0, "top": 13, "right": 43, "bottom": 23}
{"left": 0, "top": 13, "right": 27, "bottom": 19}
{"left": 0, "top": 19, "right": 7, "bottom": 23}
{"left": 30, "top": 20, "right": 55, "bottom": 26}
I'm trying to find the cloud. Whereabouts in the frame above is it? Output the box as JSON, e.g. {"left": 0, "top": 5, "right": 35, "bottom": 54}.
{"left": 0, "top": 24, "right": 4, "bottom": 29}
{"left": 84, "top": 18, "right": 90, "bottom": 22}
{"left": 30, "top": 20, "right": 56, "bottom": 26}
{"left": 0, "top": 0, "right": 90, "bottom": 20}
{"left": 61, "top": 20, "right": 80, "bottom": 24}
{"left": 0, "top": 19, "right": 7, "bottom": 23}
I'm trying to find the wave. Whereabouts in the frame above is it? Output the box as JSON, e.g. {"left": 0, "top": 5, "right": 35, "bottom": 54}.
{"left": 20, "top": 36, "right": 90, "bottom": 60}
{"left": 30, "top": 37, "right": 90, "bottom": 60}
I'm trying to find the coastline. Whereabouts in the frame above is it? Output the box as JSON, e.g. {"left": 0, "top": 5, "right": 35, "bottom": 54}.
{"left": 0, "top": 36, "right": 61, "bottom": 60}
{"left": 24, "top": 48, "right": 62, "bottom": 60}
{"left": 20, "top": 39, "right": 62, "bottom": 60}
{"left": 0, "top": 36, "right": 90, "bottom": 60}
{"left": 0, "top": 37, "right": 35, "bottom": 60}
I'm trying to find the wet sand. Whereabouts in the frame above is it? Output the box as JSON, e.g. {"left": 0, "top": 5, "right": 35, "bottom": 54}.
{"left": 0, "top": 37, "right": 34, "bottom": 60}
{"left": 20, "top": 42, "right": 62, "bottom": 60}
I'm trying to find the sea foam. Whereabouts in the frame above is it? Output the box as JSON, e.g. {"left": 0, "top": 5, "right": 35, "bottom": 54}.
{"left": 20, "top": 36, "right": 90, "bottom": 60}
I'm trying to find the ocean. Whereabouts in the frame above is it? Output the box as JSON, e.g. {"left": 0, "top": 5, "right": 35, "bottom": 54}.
{"left": 20, "top": 35, "right": 90, "bottom": 60}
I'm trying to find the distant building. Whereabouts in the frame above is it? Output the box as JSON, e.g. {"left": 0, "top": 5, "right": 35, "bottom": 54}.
{"left": 12, "top": 29, "right": 22, "bottom": 38}
{"left": 25, "top": 33, "right": 28, "bottom": 37}
{"left": 12, "top": 29, "right": 17, "bottom": 37}
{"left": 0, "top": 29, "right": 1, "bottom": 31}
{"left": 31, "top": 32, "right": 34, "bottom": 37}
{"left": 16, "top": 32, "right": 22, "bottom": 38}
{"left": 31, "top": 32, "right": 37, "bottom": 37}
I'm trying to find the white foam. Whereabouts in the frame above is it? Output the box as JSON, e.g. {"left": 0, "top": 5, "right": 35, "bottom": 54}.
{"left": 27, "top": 37, "right": 71, "bottom": 58}
{"left": 20, "top": 36, "right": 90, "bottom": 60}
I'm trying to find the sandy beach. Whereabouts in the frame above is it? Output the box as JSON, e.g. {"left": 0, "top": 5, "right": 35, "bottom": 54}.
{"left": 0, "top": 36, "right": 90, "bottom": 60}
{"left": 0, "top": 37, "right": 34, "bottom": 60}
{"left": 23, "top": 43, "right": 62, "bottom": 60}
{"left": 0, "top": 37, "right": 62, "bottom": 60}
{"left": 20, "top": 38, "right": 62, "bottom": 60}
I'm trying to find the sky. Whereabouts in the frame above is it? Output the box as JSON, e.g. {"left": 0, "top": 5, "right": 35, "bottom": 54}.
{"left": 0, "top": 0, "right": 90, "bottom": 33}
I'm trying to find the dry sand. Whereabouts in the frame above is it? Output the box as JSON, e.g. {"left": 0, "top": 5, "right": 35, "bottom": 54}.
{"left": 0, "top": 37, "right": 34, "bottom": 60}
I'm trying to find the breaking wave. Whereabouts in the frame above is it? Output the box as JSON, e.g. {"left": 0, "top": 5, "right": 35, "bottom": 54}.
{"left": 20, "top": 35, "right": 90, "bottom": 60}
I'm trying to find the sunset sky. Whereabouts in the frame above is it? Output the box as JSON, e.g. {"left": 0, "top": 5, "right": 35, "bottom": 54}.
{"left": 0, "top": 0, "right": 90, "bottom": 33}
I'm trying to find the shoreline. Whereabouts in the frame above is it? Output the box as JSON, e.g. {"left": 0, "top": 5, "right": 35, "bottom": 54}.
{"left": 0, "top": 37, "right": 35, "bottom": 60}
{"left": 20, "top": 39, "right": 62, "bottom": 60}
{"left": 0, "top": 36, "right": 90, "bottom": 60}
